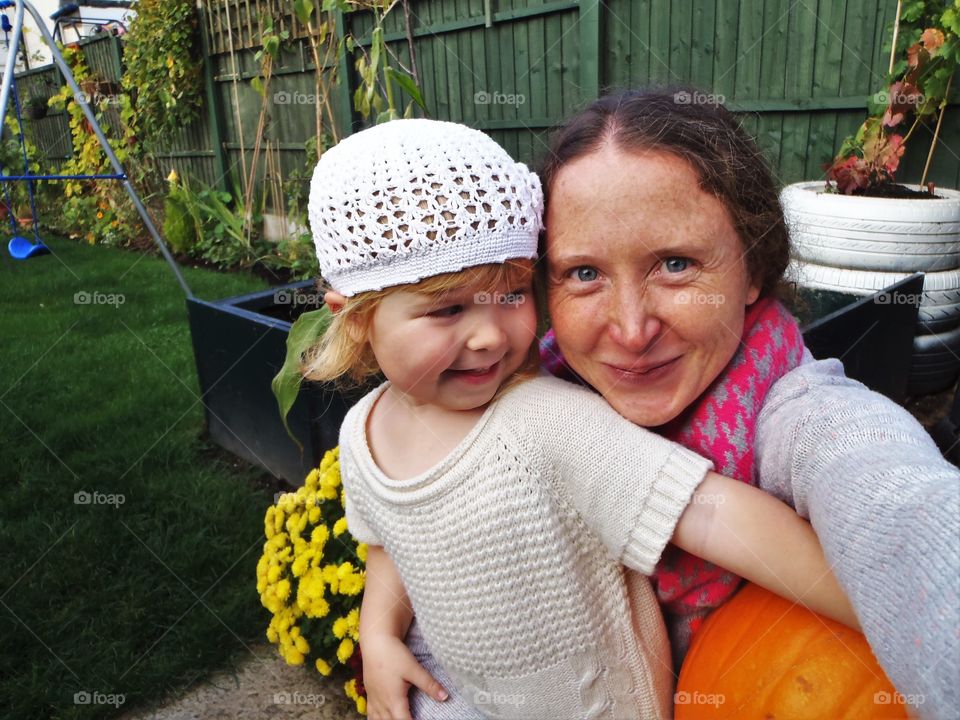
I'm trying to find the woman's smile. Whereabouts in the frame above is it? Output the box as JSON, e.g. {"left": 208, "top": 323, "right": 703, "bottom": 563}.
{"left": 602, "top": 355, "right": 683, "bottom": 383}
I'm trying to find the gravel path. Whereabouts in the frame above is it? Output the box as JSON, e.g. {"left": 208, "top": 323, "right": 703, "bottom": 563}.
{"left": 118, "top": 645, "right": 358, "bottom": 720}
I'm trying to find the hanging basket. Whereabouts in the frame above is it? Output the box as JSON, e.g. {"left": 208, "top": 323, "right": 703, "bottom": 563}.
{"left": 25, "top": 102, "right": 48, "bottom": 120}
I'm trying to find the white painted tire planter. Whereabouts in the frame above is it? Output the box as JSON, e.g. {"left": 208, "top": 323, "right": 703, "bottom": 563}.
{"left": 781, "top": 182, "right": 960, "bottom": 273}
{"left": 786, "top": 260, "right": 960, "bottom": 334}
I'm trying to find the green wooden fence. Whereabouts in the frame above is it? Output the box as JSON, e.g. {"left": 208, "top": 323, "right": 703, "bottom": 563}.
{"left": 13, "top": 0, "right": 960, "bottom": 210}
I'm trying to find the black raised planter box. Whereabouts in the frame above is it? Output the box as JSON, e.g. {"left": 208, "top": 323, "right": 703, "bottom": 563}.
{"left": 187, "top": 274, "right": 921, "bottom": 484}
{"left": 796, "top": 273, "right": 922, "bottom": 404}
{"left": 187, "top": 280, "right": 362, "bottom": 485}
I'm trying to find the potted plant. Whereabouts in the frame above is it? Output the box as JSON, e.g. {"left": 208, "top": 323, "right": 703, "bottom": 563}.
{"left": 14, "top": 202, "right": 33, "bottom": 228}
{"left": 23, "top": 94, "right": 49, "bottom": 120}
{"left": 781, "top": 0, "right": 960, "bottom": 395}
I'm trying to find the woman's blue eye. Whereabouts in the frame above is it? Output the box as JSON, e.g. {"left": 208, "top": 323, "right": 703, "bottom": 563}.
{"left": 573, "top": 267, "right": 598, "bottom": 282}
{"left": 663, "top": 257, "right": 691, "bottom": 273}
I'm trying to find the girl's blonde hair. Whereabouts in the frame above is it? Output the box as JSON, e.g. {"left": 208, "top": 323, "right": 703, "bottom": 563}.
{"left": 302, "top": 260, "right": 541, "bottom": 393}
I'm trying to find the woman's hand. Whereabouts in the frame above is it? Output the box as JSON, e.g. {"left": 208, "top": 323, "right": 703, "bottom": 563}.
{"left": 362, "top": 633, "right": 449, "bottom": 720}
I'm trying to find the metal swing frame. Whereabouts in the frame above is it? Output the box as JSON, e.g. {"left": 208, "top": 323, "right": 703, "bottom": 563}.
{"left": 0, "top": 0, "right": 192, "bottom": 296}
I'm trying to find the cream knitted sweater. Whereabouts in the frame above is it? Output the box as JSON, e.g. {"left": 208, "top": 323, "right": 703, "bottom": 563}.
{"left": 341, "top": 375, "right": 714, "bottom": 720}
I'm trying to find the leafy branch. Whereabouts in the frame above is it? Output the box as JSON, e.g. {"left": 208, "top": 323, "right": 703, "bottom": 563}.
{"left": 826, "top": 0, "right": 959, "bottom": 194}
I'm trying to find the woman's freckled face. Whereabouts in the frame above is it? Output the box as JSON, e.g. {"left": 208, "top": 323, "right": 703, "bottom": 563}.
{"left": 545, "top": 146, "right": 761, "bottom": 427}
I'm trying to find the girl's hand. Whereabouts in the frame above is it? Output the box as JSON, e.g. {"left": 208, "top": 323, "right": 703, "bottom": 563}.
{"left": 362, "top": 633, "right": 448, "bottom": 720}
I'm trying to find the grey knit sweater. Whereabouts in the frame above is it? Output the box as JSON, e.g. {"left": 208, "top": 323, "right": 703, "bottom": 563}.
{"left": 755, "top": 354, "right": 959, "bottom": 718}
{"left": 407, "top": 354, "right": 959, "bottom": 719}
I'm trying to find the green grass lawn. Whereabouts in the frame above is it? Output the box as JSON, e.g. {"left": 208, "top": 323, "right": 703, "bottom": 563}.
{"left": 0, "top": 235, "right": 281, "bottom": 719}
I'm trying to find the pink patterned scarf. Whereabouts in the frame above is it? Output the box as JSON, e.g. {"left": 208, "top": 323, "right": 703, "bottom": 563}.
{"left": 539, "top": 297, "right": 806, "bottom": 668}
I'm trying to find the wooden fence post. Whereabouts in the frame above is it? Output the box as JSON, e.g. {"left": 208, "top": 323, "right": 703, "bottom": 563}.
{"left": 197, "top": 0, "right": 230, "bottom": 193}
{"left": 578, "top": 0, "right": 601, "bottom": 104}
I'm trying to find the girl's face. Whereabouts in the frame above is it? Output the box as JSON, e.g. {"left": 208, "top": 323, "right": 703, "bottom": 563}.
{"left": 367, "top": 276, "right": 537, "bottom": 411}
{"left": 545, "top": 146, "right": 760, "bottom": 427}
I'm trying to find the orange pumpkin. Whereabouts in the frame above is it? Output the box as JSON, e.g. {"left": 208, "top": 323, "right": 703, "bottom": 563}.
{"left": 675, "top": 583, "right": 913, "bottom": 719}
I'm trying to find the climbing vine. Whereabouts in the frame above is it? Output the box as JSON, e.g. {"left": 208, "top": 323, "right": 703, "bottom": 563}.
{"left": 47, "top": 46, "right": 140, "bottom": 246}
{"left": 121, "top": 0, "right": 203, "bottom": 145}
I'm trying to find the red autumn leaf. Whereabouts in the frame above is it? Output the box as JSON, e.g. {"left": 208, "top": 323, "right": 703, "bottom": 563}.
{"left": 827, "top": 155, "right": 872, "bottom": 194}
{"left": 921, "top": 28, "right": 945, "bottom": 52}
{"left": 907, "top": 41, "right": 925, "bottom": 68}
{"left": 880, "top": 134, "right": 906, "bottom": 175}
{"left": 883, "top": 106, "right": 905, "bottom": 127}
{"left": 882, "top": 81, "right": 923, "bottom": 127}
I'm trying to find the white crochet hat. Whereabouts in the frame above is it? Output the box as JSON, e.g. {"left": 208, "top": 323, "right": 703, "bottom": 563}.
{"left": 308, "top": 119, "right": 543, "bottom": 296}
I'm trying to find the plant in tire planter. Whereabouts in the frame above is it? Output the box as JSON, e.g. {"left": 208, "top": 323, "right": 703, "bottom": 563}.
{"left": 825, "top": 0, "right": 957, "bottom": 197}
{"left": 781, "top": 0, "right": 960, "bottom": 396}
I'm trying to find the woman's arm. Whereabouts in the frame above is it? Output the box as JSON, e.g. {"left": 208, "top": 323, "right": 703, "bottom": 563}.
{"left": 755, "top": 358, "right": 960, "bottom": 715}
{"left": 360, "top": 546, "right": 448, "bottom": 720}
{"left": 672, "top": 471, "right": 859, "bottom": 629}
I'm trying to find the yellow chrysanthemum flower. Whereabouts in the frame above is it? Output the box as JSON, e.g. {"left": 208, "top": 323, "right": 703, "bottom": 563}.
{"left": 337, "top": 638, "right": 354, "bottom": 664}
{"left": 344, "top": 678, "right": 359, "bottom": 700}
{"left": 346, "top": 608, "right": 361, "bottom": 641}
{"left": 311, "top": 524, "right": 329, "bottom": 547}
{"left": 258, "top": 448, "right": 365, "bottom": 709}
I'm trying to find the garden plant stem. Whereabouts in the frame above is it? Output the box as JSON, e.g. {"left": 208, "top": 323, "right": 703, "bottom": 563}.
{"left": 224, "top": 0, "right": 249, "bottom": 197}
{"left": 921, "top": 71, "right": 954, "bottom": 187}
{"left": 888, "top": 0, "right": 903, "bottom": 76}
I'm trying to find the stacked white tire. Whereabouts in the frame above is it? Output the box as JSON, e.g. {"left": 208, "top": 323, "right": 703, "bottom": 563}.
{"left": 781, "top": 182, "right": 960, "bottom": 396}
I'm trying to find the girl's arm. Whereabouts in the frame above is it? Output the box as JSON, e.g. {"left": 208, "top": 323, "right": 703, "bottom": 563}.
{"left": 360, "top": 545, "right": 448, "bottom": 720}
{"left": 672, "top": 471, "right": 860, "bottom": 630}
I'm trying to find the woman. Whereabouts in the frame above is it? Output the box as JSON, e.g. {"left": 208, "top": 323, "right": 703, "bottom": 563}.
{"left": 403, "top": 88, "right": 958, "bottom": 719}
{"left": 537, "top": 88, "right": 958, "bottom": 714}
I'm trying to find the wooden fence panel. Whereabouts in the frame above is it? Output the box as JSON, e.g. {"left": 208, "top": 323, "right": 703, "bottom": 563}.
{"left": 12, "top": 1, "right": 960, "bottom": 216}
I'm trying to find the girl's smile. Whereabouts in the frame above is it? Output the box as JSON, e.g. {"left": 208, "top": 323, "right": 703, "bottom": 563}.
{"left": 367, "top": 280, "right": 537, "bottom": 413}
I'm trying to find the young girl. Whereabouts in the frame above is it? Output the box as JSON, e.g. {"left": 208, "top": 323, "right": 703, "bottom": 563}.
{"left": 304, "top": 118, "right": 858, "bottom": 720}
